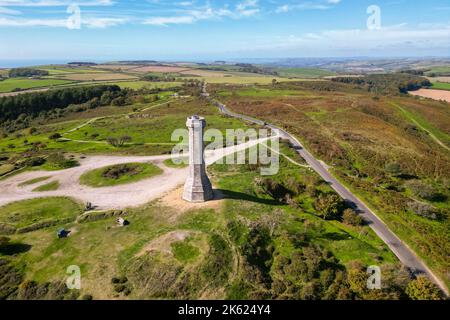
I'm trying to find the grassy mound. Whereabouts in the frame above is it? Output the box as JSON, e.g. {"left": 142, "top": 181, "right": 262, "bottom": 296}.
{"left": 79, "top": 162, "right": 163, "bottom": 188}
{"left": 0, "top": 197, "right": 82, "bottom": 234}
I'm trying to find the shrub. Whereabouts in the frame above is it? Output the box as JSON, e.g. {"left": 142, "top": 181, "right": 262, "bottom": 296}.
{"left": 406, "top": 276, "right": 443, "bottom": 300}
{"left": 47, "top": 152, "right": 79, "bottom": 169}
{"left": 102, "top": 164, "right": 141, "bottom": 179}
{"left": 106, "top": 136, "right": 132, "bottom": 147}
{"left": 342, "top": 209, "right": 364, "bottom": 226}
{"left": 407, "top": 201, "right": 439, "bottom": 220}
{"left": 405, "top": 180, "right": 443, "bottom": 202}
{"left": 385, "top": 162, "right": 401, "bottom": 176}
{"left": 23, "top": 157, "right": 46, "bottom": 167}
{"left": 314, "top": 194, "right": 346, "bottom": 220}
{"left": 49, "top": 133, "right": 62, "bottom": 140}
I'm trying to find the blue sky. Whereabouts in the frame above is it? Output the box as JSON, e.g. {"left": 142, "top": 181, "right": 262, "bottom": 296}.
{"left": 0, "top": 0, "right": 449, "bottom": 61}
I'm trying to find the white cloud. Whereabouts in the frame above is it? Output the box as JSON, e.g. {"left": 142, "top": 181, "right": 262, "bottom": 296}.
{"left": 0, "top": 0, "right": 113, "bottom": 6}
{"left": 0, "top": 5, "right": 21, "bottom": 13}
{"left": 143, "top": 1, "right": 260, "bottom": 26}
{"left": 275, "top": 0, "right": 340, "bottom": 13}
{"left": 0, "top": 15, "right": 125, "bottom": 28}
{"left": 143, "top": 15, "right": 195, "bottom": 26}
{"left": 268, "top": 23, "right": 450, "bottom": 54}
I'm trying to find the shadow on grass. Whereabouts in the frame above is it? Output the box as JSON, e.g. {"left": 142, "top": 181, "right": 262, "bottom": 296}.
{"left": 321, "top": 232, "right": 352, "bottom": 241}
{"left": 0, "top": 243, "right": 32, "bottom": 255}
{"left": 214, "top": 189, "right": 282, "bottom": 206}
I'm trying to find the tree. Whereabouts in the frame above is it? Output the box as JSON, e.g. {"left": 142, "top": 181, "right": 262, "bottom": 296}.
{"left": 314, "top": 194, "right": 345, "bottom": 220}
{"left": 405, "top": 276, "right": 443, "bottom": 300}
{"left": 342, "top": 209, "right": 364, "bottom": 226}
{"left": 107, "top": 135, "right": 132, "bottom": 147}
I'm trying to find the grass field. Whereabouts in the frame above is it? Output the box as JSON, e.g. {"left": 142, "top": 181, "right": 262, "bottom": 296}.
{"left": 52, "top": 73, "right": 138, "bottom": 81}
{"left": 79, "top": 162, "right": 163, "bottom": 187}
{"left": 431, "top": 82, "right": 450, "bottom": 91}
{"left": 425, "top": 66, "right": 450, "bottom": 76}
{"left": 110, "top": 81, "right": 181, "bottom": 90}
{"left": 32, "top": 181, "right": 60, "bottom": 192}
{"left": 0, "top": 78, "right": 74, "bottom": 93}
{"left": 274, "top": 67, "right": 336, "bottom": 78}
{"left": 0, "top": 197, "right": 82, "bottom": 231}
{"left": 35, "top": 65, "right": 106, "bottom": 75}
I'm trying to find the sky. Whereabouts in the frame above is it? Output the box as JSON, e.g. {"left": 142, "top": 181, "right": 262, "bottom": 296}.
{"left": 0, "top": 0, "right": 449, "bottom": 61}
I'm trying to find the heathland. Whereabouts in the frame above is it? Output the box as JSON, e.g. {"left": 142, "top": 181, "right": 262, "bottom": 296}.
{"left": 0, "top": 62, "right": 448, "bottom": 300}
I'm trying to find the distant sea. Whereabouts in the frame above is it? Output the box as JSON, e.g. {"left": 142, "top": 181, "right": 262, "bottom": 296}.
{"left": 0, "top": 59, "right": 105, "bottom": 68}
{"left": 0, "top": 60, "right": 73, "bottom": 68}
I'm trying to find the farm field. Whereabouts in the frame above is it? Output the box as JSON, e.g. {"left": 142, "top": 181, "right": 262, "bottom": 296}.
{"left": 35, "top": 65, "right": 106, "bottom": 75}
{"left": 0, "top": 78, "right": 74, "bottom": 93}
{"left": 274, "top": 67, "right": 337, "bottom": 78}
{"left": 431, "top": 82, "right": 450, "bottom": 90}
{"left": 110, "top": 81, "right": 181, "bottom": 90}
{"left": 213, "top": 81, "right": 450, "bottom": 290}
{"left": 425, "top": 66, "right": 450, "bottom": 77}
{"left": 52, "top": 73, "right": 138, "bottom": 81}
{"left": 409, "top": 88, "right": 450, "bottom": 103}
{"left": 0, "top": 62, "right": 448, "bottom": 300}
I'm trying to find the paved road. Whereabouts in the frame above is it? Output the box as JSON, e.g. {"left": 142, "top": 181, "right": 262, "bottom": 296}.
{"left": 212, "top": 99, "right": 449, "bottom": 296}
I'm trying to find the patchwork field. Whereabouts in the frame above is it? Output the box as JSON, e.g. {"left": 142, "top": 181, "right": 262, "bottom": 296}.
{"left": 0, "top": 78, "right": 74, "bottom": 93}
{"left": 53, "top": 73, "right": 138, "bottom": 81}
{"left": 0, "top": 63, "right": 448, "bottom": 300}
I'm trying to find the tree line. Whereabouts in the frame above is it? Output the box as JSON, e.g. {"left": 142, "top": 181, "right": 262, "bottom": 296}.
{"left": 332, "top": 73, "right": 431, "bottom": 95}
{"left": 8, "top": 68, "right": 49, "bottom": 78}
{"left": 0, "top": 85, "right": 121, "bottom": 123}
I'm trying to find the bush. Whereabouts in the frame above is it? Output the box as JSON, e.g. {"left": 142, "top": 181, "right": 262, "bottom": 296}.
{"left": 405, "top": 180, "right": 444, "bottom": 202}
{"left": 23, "top": 157, "right": 46, "bottom": 167}
{"left": 102, "top": 164, "right": 141, "bottom": 179}
{"left": 407, "top": 201, "right": 439, "bottom": 220}
{"left": 46, "top": 153, "right": 79, "bottom": 169}
{"left": 385, "top": 162, "right": 401, "bottom": 176}
{"left": 49, "top": 133, "right": 62, "bottom": 140}
{"left": 106, "top": 135, "right": 132, "bottom": 147}
{"left": 314, "top": 194, "right": 346, "bottom": 220}
{"left": 342, "top": 209, "right": 364, "bottom": 226}
{"left": 406, "top": 276, "right": 443, "bottom": 300}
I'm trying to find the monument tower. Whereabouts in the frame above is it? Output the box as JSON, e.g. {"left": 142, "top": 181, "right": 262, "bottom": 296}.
{"left": 183, "top": 115, "right": 214, "bottom": 202}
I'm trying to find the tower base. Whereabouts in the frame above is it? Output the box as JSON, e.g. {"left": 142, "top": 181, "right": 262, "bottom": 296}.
{"left": 183, "top": 170, "right": 214, "bottom": 203}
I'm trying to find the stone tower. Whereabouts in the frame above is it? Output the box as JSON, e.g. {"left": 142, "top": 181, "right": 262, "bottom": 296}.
{"left": 183, "top": 115, "right": 213, "bottom": 202}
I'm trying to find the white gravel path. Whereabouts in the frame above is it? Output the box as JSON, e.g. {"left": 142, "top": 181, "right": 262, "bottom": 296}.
{"left": 0, "top": 136, "right": 275, "bottom": 210}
